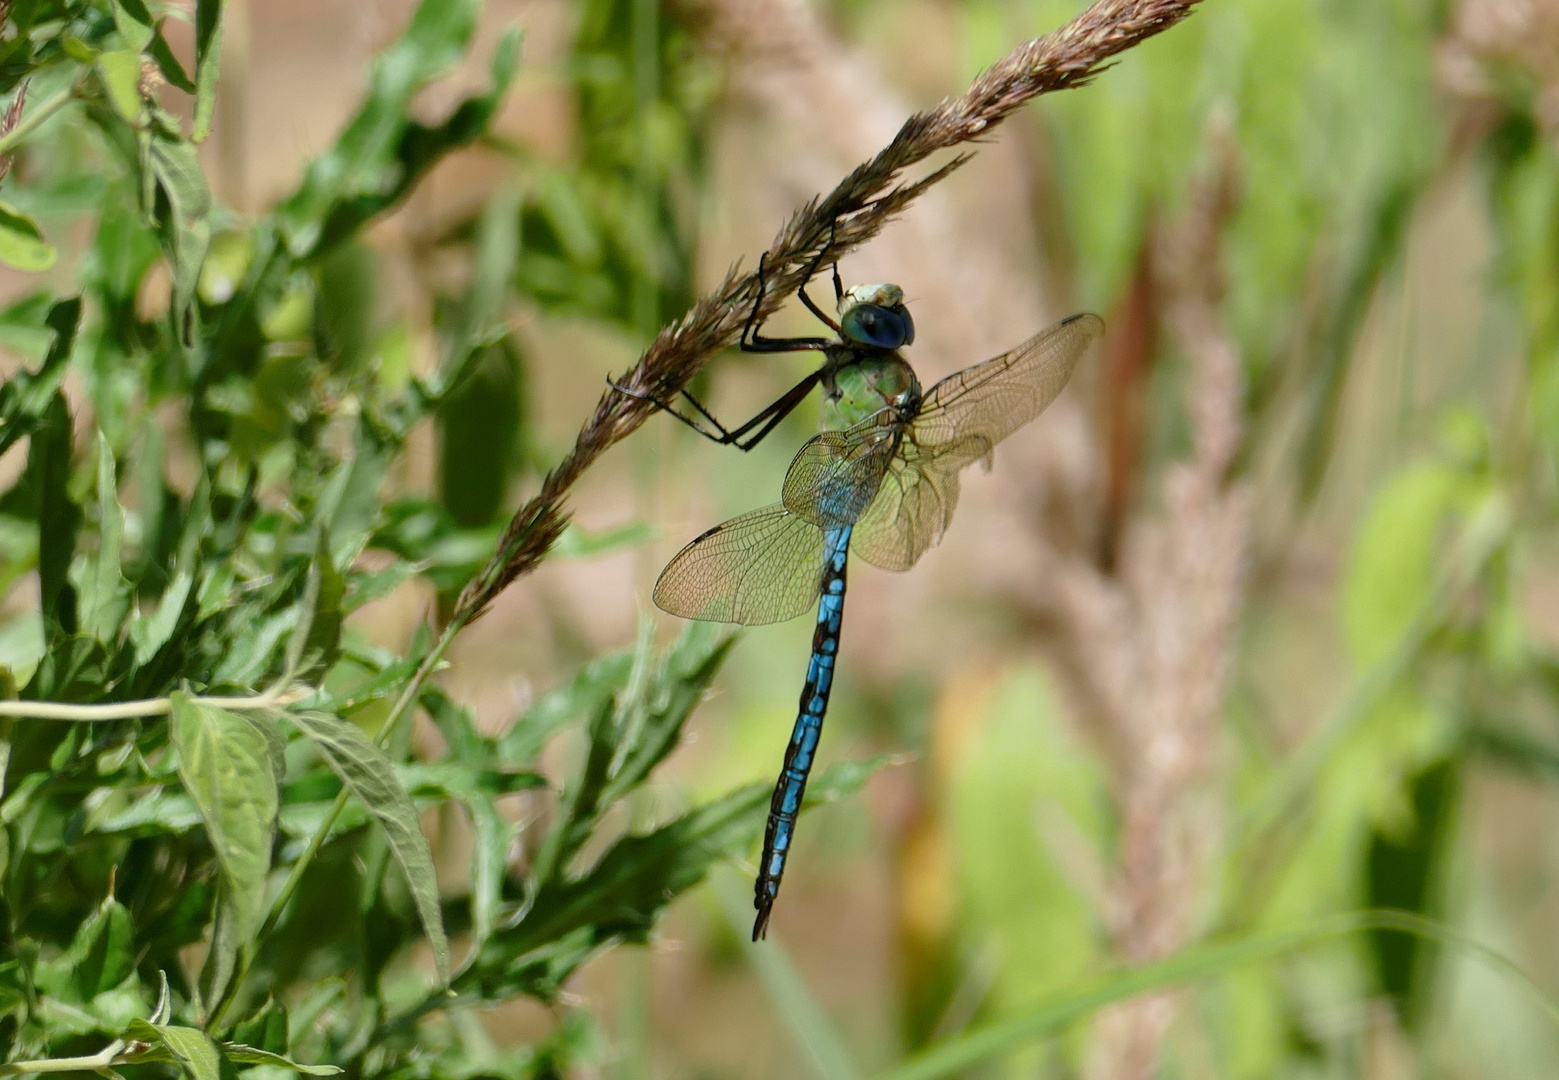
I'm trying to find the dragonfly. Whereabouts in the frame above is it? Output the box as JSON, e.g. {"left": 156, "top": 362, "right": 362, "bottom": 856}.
{"left": 616, "top": 225, "right": 925, "bottom": 453}
{"left": 639, "top": 255, "right": 1103, "bottom": 938}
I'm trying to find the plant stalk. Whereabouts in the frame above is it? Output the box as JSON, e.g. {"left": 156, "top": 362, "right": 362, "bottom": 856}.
{"left": 0, "top": 84, "right": 75, "bottom": 159}
{"left": 0, "top": 686, "right": 310, "bottom": 721}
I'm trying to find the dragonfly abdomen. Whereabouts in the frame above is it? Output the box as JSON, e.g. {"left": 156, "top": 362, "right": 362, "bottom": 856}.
{"left": 753, "top": 525, "right": 852, "bottom": 940}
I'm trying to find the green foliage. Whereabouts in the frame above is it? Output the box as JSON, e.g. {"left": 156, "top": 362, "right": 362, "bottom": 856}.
{"left": 0, "top": 3, "right": 791, "bottom": 1078}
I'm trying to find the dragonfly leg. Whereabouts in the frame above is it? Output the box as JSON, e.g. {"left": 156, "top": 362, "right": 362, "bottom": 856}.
{"left": 607, "top": 379, "right": 735, "bottom": 442}
{"left": 743, "top": 220, "right": 842, "bottom": 350}
{"left": 609, "top": 367, "right": 823, "bottom": 451}
{"left": 796, "top": 220, "right": 844, "bottom": 334}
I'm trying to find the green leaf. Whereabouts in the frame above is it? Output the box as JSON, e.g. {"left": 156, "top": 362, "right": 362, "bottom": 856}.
{"left": 111, "top": 0, "right": 156, "bottom": 51}
{"left": 193, "top": 0, "right": 228, "bottom": 141}
{"left": 287, "top": 710, "right": 450, "bottom": 983}
{"left": 1365, "top": 754, "right": 1462, "bottom": 1029}
{"left": 551, "top": 520, "right": 654, "bottom": 559}
{"left": 147, "top": 132, "right": 213, "bottom": 341}
{"left": 467, "top": 757, "right": 884, "bottom": 999}
{"left": 285, "top": 531, "right": 344, "bottom": 679}
{"left": 434, "top": 183, "right": 522, "bottom": 397}
{"left": 312, "top": 240, "right": 374, "bottom": 371}
{"left": 220, "top": 1043, "right": 342, "bottom": 1075}
{"left": 438, "top": 338, "right": 522, "bottom": 528}
{"left": 499, "top": 648, "right": 635, "bottom": 766}
{"left": 98, "top": 49, "right": 147, "bottom": 126}
{"left": 128, "top": 1021, "right": 221, "bottom": 1080}
{"left": 278, "top": 7, "right": 520, "bottom": 258}
{"left": 1343, "top": 461, "right": 1473, "bottom": 666}
{"left": 80, "top": 432, "right": 128, "bottom": 645}
{"left": 71, "top": 895, "right": 136, "bottom": 998}
{"left": 229, "top": 997, "right": 287, "bottom": 1055}
{"left": 600, "top": 625, "right": 732, "bottom": 807}
{"left": 461, "top": 794, "right": 509, "bottom": 949}
{"left": 28, "top": 392, "right": 80, "bottom": 632}
{"left": 0, "top": 201, "right": 57, "bottom": 271}
{"left": 170, "top": 693, "right": 279, "bottom": 1008}
{"left": 0, "top": 298, "right": 80, "bottom": 458}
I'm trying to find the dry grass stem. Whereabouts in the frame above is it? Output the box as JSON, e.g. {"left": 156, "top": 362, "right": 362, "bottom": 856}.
{"left": 1443, "top": 0, "right": 1559, "bottom": 129}
{"left": 1047, "top": 123, "right": 1251, "bottom": 1080}
{"left": 452, "top": 0, "right": 1206, "bottom": 625}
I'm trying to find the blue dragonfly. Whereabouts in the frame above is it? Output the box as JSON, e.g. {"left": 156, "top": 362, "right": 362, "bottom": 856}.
{"left": 646, "top": 266, "right": 1102, "bottom": 937}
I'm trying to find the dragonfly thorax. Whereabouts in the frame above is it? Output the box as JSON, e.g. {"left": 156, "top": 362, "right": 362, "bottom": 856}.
{"left": 825, "top": 354, "right": 922, "bottom": 429}
{"left": 838, "top": 283, "right": 915, "bottom": 350}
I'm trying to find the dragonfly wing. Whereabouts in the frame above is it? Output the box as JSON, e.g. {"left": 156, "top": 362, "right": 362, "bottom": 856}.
{"left": 653, "top": 503, "right": 826, "bottom": 626}
{"left": 781, "top": 410, "right": 903, "bottom": 529}
{"left": 914, "top": 312, "right": 1102, "bottom": 449}
{"left": 853, "top": 314, "right": 1101, "bottom": 571}
{"left": 850, "top": 434, "right": 987, "bottom": 571}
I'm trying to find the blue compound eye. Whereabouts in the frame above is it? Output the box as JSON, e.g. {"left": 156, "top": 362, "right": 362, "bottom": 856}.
{"left": 842, "top": 304, "right": 914, "bottom": 349}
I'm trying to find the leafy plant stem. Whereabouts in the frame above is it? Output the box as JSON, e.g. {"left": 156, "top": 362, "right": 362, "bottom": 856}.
{"left": 0, "top": 685, "right": 310, "bottom": 721}
{"left": 0, "top": 1039, "right": 126, "bottom": 1076}
{"left": 209, "top": 613, "right": 469, "bottom": 1029}
{"left": 0, "top": 83, "right": 77, "bottom": 159}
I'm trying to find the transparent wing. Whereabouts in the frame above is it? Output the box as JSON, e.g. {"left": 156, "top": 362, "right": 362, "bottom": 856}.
{"left": 913, "top": 312, "right": 1102, "bottom": 450}
{"left": 850, "top": 434, "right": 986, "bottom": 571}
{"left": 780, "top": 410, "right": 904, "bottom": 529}
{"left": 652, "top": 504, "right": 825, "bottom": 626}
{"left": 854, "top": 314, "right": 1101, "bottom": 571}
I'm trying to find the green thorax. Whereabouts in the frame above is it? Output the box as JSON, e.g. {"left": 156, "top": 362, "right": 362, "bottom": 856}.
{"left": 822, "top": 282, "right": 922, "bottom": 430}
{"left": 824, "top": 353, "right": 922, "bottom": 429}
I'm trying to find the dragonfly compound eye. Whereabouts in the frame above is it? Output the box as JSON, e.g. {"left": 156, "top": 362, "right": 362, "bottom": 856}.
{"left": 842, "top": 304, "right": 914, "bottom": 350}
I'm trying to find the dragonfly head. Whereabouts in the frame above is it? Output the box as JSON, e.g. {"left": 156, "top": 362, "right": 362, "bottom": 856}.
{"left": 838, "top": 283, "right": 915, "bottom": 350}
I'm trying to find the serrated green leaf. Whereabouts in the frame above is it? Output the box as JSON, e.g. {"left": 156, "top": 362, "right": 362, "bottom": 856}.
{"left": 193, "top": 0, "right": 227, "bottom": 141}
{"left": 499, "top": 648, "right": 634, "bottom": 766}
{"left": 600, "top": 624, "right": 731, "bottom": 807}
{"left": 467, "top": 757, "right": 885, "bottom": 998}
{"left": 0, "top": 200, "right": 57, "bottom": 271}
{"left": 343, "top": 560, "right": 420, "bottom": 612}
{"left": 287, "top": 710, "right": 450, "bottom": 983}
{"left": 170, "top": 694, "right": 279, "bottom": 1007}
{"left": 128, "top": 1022, "right": 221, "bottom": 1080}
{"left": 462, "top": 795, "right": 509, "bottom": 949}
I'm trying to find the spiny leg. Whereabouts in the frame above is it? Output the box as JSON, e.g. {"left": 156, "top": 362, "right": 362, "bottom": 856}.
{"left": 753, "top": 525, "right": 852, "bottom": 940}
{"left": 618, "top": 219, "right": 844, "bottom": 447}
{"left": 792, "top": 220, "right": 845, "bottom": 336}
{"left": 744, "top": 219, "right": 841, "bottom": 351}
{"left": 609, "top": 368, "right": 823, "bottom": 450}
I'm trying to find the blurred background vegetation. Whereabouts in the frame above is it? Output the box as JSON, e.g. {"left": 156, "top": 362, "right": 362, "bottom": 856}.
{"left": 6, "top": 0, "right": 1559, "bottom": 1077}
